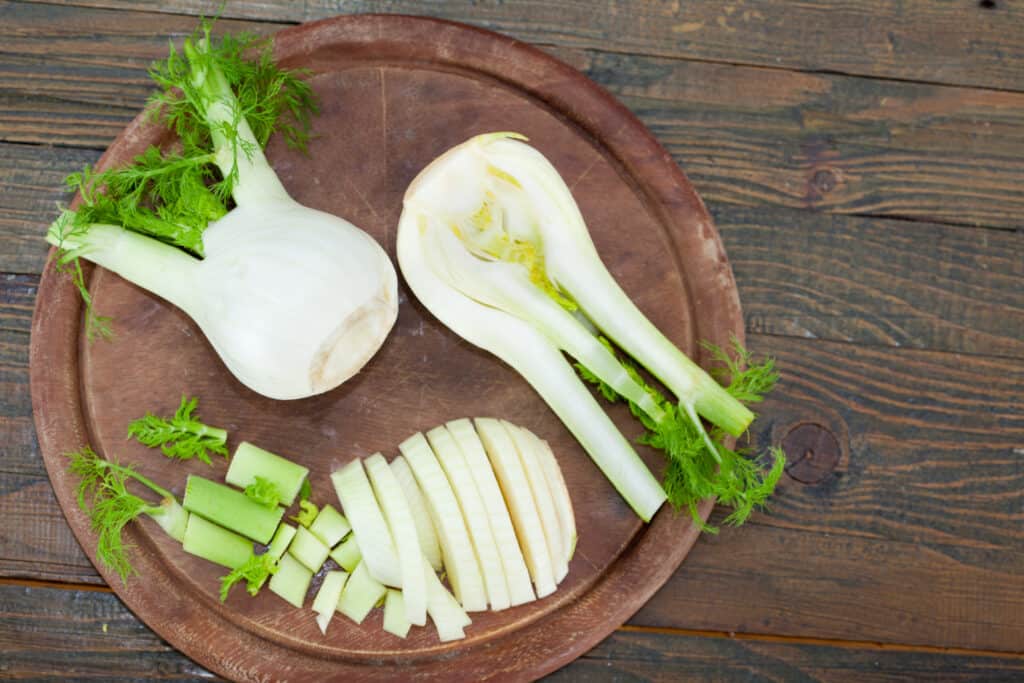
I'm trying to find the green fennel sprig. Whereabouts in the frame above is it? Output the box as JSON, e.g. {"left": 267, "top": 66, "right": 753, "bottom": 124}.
{"left": 219, "top": 552, "right": 277, "bottom": 602}
{"left": 55, "top": 18, "right": 318, "bottom": 336}
{"left": 67, "top": 446, "right": 179, "bottom": 582}
{"left": 243, "top": 476, "right": 282, "bottom": 508}
{"left": 128, "top": 395, "right": 228, "bottom": 465}
{"left": 577, "top": 336, "right": 785, "bottom": 532}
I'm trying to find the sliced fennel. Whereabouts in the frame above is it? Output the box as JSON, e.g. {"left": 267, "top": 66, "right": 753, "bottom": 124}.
{"left": 338, "top": 561, "right": 387, "bottom": 625}
{"left": 383, "top": 589, "right": 412, "bottom": 638}
{"left": 474, "top": 418, "right": 556, "bottom": 598}
{"left": 308, "top": 505, "right": 351, "bottom": 548}
{"left": 49, "top": 23, "right": 398, "bottom": 400}
{"left": 329, "top": 534, "right": 362, "bottom": 573}
{"left": 330, "top": 459, "right": 402, "bottom": 587}
{"left": 266, "top": 523, "right": 297, "bottom": 562}
{"left": 269, "top": 552, "right": 312, "bottom": 608}
{"left": 364, "top": 453, "right": 428, "bottom": 627}
{"left": 446, "top": 418, "right": 535, "bottom": 607}
{"left": 426, "top": 425, "right": 510, "bottom": 611}
{"left": 525, "top": 430, "right": 577, "bottom": 565}
{"left": 396, "top": 132, "right": 782, "bottom": 525}
{"left": 399, "top": 432, "right": 488, "bottom": 612}
{"left": 312, "top": 570, "right": 348, "bottom": 634}
{"left": 391, "top": 455, "right": 444, "bottom": 571}
{"left": 503, "top": 422, "right": 567, "bottom": 584}
{"left": 423, "top": 557, "right": 471, "bottom": 642}
{"left": 288, "top": 526, "right": 330, "bottom": 573}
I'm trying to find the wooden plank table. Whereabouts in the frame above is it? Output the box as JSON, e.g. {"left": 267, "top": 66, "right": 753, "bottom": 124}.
{"left": 2, "top": 1, "right": 1022, "bottom": 679}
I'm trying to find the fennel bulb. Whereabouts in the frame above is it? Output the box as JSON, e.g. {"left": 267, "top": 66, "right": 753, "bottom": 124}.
{"left": 48, "top": 27, "right": 397, "bottom": 400}
{"left": 397, "top": 132, "right": 781, "bottom": 525}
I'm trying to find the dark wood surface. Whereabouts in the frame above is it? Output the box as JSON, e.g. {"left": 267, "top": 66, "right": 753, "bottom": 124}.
{"left": 2, "top": 0, "right": 1022, "bottom": 680}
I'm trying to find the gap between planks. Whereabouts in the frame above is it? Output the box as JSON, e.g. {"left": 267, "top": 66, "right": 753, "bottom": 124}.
{"left": 2, "top": 574, "right": 1020, "bottom": 660}
{"left": 18, "top": 0, "right": 1024, "bottom": 98}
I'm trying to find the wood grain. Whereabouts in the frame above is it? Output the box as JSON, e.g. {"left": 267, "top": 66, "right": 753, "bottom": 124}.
{"left": 0, "top": 143, "right": 101, "bottom": 274}
{"left": 7, "top": 329, "right": 1023, "bottom": 649}
{"left": 4, "top": 146, "right": 1020, "bottom": 358}
{"left": 29, "top": 0, "right": 1024, "bottom": 92}
{"left": 4, "top": 584, "right": 1023, "bottom": 683}
{"left": 5, "top": 3, "right": 1024, "bottom": 228}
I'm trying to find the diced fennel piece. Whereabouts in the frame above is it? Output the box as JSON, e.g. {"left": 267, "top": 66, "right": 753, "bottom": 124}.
{"left": 474, "top": 418, "right": 556, "bottom": 598}
{"left": 309, "top": 505, "right": 351, "bottom": 548}
{"left": 525, "top": 430, "right": 577, "bottom": 565}
{"left": 289, "top": 526, "right": 330, "bottom": 573}
{"left": 269, "top": 552, "right": 312, "bottom": 608}
{"left": 329, "top": 534, "right": 362, "bottom": 572}
{"left": 225, "top": 442, "right": 309, "bottom": 506}
{"left": 338, "top": 561, "right": 387, "bottom": 624}
{"left": 391, "top": 455, "right": 443, "bottom": 571}
{"left": 503, "top": 422, "right": 567, "bottom": 584}
{"left": 312, "top": 570, "right": 349, "bottom": 634}
{"left": 267, "top": 523, "right": 297, "bottom": 562}
{"left": 399, "top": 432, "right": 487, "bottom": 612}
{"left": 396, "top": 204, "right": 666, "bottom": 522}
{"left": 183, "top": 475, "right": 283, "bottom": 544}
{"left": 426, "top": 425, "right": 510, "bottom": 611}
{"left": 313, "top": 570, "right": 349, "bottom": 614}
{"left": 383, "top": 589, "right": 412, "bottom": 638}
{"left": 423, "top": 557, "right": 470, "bottom": 641}
{"left": 150, "top": 498, "right": 189, "bottom": 543}
{"left": 447, "top": 418, "right": 535, "bottom": 607}
{"left": 182, "top": 514, "right": 252, "bottom": 570}
{"left": 331, "top": 459, "right": 402, "bottom": 587}
{"left": 364, "top": 453, "right": 427, "bottom": 626}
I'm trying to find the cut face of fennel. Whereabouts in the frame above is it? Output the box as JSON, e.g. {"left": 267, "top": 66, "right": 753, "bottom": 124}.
{"left": 396, "top": 145, "right": 667, "bottom": 522}
{"left": 396, "top": 132, "right": 758, "bottom": 522}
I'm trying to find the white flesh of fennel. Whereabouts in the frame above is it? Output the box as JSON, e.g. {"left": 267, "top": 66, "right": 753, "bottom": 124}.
{"left": 396, "top": 135, "right": 667, "bottom": 522}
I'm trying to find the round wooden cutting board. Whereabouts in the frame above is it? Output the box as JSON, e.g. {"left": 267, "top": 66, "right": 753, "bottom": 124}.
{"left": 30, "top": 14, "right": 743, "bottom": 682}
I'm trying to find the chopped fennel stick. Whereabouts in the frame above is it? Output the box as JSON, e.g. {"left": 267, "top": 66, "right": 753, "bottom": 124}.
{"left": 308, "top": 505, "right": 351, "bottom": 548}
{"left": 226, "top": 442, "right": 309, "bottom": 506}
{"left": 330, "top": 534, "right": 362, "bottom": 572}
{"left": 269, "top": 553, "right": 312, "bottom": 608}
{"left": 183, "top": 474, "right": 283, "bottom": 544}
{"left": 331, "top": 459, "right": 402, "bottom": 587}
{"left": 364, "top": 453, "right": 428, "bottom": 626}
{"left": 288, "top": 526, "right": 330, "bottom": 573}
{"left": 182, "top": 514, "right": 253, "bottom": 570}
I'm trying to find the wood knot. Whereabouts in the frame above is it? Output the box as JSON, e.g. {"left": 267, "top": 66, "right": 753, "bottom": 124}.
{"left": 810, "top": 168, "right": 838, "bottom": 195}
{"left": 782, "top": 422, "right": 840, "bottom": 484}
{"left": 979, "top": 0, "right": 996, "bottom": 9}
